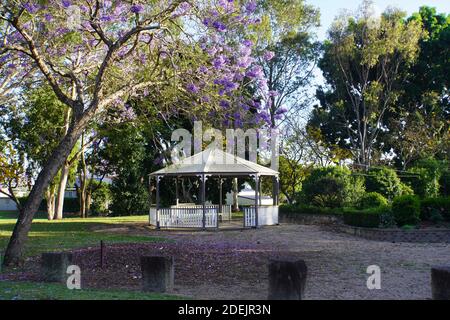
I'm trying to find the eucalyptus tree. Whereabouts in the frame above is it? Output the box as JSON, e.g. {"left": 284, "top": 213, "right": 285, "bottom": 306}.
{"left": 0, "top": 0, "right": 270, "bottom": 266}
{"left": 310, "top": 0, "right": 423, "bottom": 168}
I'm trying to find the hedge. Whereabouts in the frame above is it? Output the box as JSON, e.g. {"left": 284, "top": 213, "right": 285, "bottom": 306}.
{"left": 280, "top": 204, "right": 344, "bottom": 216}
{"left": 342, "top": 207, "right": 388, "bottom": 228}
{"left": 420, "top": 197, "right": 450, "bottom": 221}
{"left": 392, "top": 195, "right": 420, "bottom": 226}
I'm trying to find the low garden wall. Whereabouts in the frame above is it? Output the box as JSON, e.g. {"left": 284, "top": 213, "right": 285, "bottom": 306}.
{"left": 279, "top": 212, "right": 450, "bottom": 243}
{"left": 333, "top": 224, "right": 450, "bottom": 243}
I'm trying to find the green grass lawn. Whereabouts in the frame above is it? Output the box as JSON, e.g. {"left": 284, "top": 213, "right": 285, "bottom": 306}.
{"left": 0, "top": 281, "right": 184, "bottom": 300}
{"left": 0, "top": 212, "right": 185, "bottom": 300}
{"left": 0, "top": 212, "right": 165, "bottom": 258}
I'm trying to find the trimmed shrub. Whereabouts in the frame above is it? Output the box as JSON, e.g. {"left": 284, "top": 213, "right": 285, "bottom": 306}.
{"left": 392, "top": 195, "right": 420, "bottom": 226}
{"left": 343, "top": 207, "right": 388, "bottom": 228}
{"left": 358, "top": 192, "right": 388, "bottom": 209}
{"left": 365, "top": 167, "right": 403, "bottom": 200}
{"left": 301, "top": 166, "right": 365, "bottom": 208}
{"left": 280, "top": 204, "right": 343, "bottom": 216}
{"left": 420, "top": 197, "right": 450, "bottom": 221}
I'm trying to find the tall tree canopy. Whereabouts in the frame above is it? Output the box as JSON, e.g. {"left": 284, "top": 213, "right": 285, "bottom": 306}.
{"left": 309, "top": 0, "right": 423, "bottom": 168}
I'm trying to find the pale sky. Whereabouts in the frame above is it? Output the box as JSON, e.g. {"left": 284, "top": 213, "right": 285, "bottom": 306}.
{"left": 311, "top": 0, "right": 450, "bottom": 40}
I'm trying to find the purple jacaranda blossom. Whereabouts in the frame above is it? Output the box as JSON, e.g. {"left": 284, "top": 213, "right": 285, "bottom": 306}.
{"left": 239, "top": 44, "right": 252, "bottom": 57}
{"left": 206, "top": 46, "right": 218, "bottom": 56}
{"left": 263, "top": 51, "right": 275, "bottom": 61}
{"left": 237, "top": 56, "right": 253, "bottom": 68}
{"left": 131, "top": 4, "right": 144, "bottom": 14}
{"left": 24, "top": 2, "right": 40, "bottom": 13}
{"left": 44, "top": 13, "right": 53, "bottom": 22}
{"left": 219, "top": 100, "right": 230, "bottom": 108}
{"left": 276, "top": 106, "right": 288, "bottom": 114}
{"left": 245, "top": 1, "right": 257, "bottom": 13}
{"left": 203, "top": 17, "right": 212, "bottom": 27}
{"left": 100, "top": 15, "right": 113, "bottom": 22}
{"left": 245, "top": 65, "right": 264, "bottom": 79}
{"left": 186, "top": 83, "right": 199, "bottom": 94}
{"left": 62, "top": 0, "right": 71, "bottom": 8}
{"left": 198, "top": 66, "right": 209, "bottom": 74}
{"left": 242, "top": 39, "right": 253, "bottom": 47}
{"left": 213, "top": 55, "right": 227, "bottom": 69}
{"left": 212, "top": 21, "right": 227, "bottom": 32}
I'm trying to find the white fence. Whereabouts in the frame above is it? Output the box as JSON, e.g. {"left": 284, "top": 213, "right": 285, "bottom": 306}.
{"left": 244, "top": 206, "right": 256, "bottom": 227}
{"left": 170, "top": 204, "right": 231, "bottom": 221}
{"left": 244, "top": 206, "right": 279, "bottom": 227}
{"left": 157, "top": 206, "right": 218, "bottom": 228}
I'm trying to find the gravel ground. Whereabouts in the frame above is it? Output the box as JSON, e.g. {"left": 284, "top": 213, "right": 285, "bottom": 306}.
{"left": 3, "top": 223, "right": 449, "bottom": 300}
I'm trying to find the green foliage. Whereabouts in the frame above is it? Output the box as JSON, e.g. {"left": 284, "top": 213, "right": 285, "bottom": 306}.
{"left": 343, "top": 207, "right": 389, "bottom": 228}
{"left": 279, "top": 204, "right": 343, "bottom": 216}
{"left": 392, "top": 195, "right": 421, "bottom": 226}
{"left": 420, "top": 197, "right": 450, "bottom": 221}
{"left": 365, "top": 167, "right": 403, "bottom": 200}
{"left": 405, "top": 158, "right": 448, "bottom": 198}
{"left": 301, "top": 166, "right": 365, "bottom": 208}
{"left": 358, "top": 192, "right": 388, "bottom": 209}
{"left": 90, "top": 182, "right": 111, "bottom": 216}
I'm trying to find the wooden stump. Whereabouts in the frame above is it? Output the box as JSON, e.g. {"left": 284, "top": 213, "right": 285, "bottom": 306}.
{"left": 431, "top": 266, "right": 450, "bottom": 300}
{"left": 41, "top": 252, "right": 73, "bottom": 283}
{"left": 141, "top": 256, "right": 174, "bottom": 293}
{"left": 268, "top": 258, "right": 307, "bottom": 300}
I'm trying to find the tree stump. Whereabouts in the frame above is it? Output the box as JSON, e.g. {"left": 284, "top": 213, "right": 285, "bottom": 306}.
{"left": 41, "top": 252, "right": 73, "bottom": 283}
{"left": 140, "top": 256, "right": 174, "bottom": 293}
{"left": 431, "top": 266, "right": 450, "bottom": 300}
{"left": 268, "top": 258, "right": 307, "bottom": 300}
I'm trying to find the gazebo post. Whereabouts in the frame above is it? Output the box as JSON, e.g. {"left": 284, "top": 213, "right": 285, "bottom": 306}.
{"left": 148, "top": 176, "right": 152, "bottom": 225}
{"left": 254, "top": 174, "right": 259, "bottom": 229}
{"left": 273, "top": 176, "right": 279, "bottom": 206}
{"left": 259, "top": 177, "right": 262, "bottom": 206}
{"left": 156, "top": 175, "right": 161, "bottom": 229}
{"left": 175, "top": 176, "right": 179, "bottom": 206}
{"left": 219, "top": 177, "right": 223, "bottom": 214}
{"left": 201, "top": 174, "right": 206, "bottom": 230}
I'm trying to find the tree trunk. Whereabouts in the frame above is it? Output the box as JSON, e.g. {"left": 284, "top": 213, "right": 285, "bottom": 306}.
{"left": 54, "top": 106, "right": 72, "bottom": 220}
{"left": 2, "top": 123, "right": 85, "bottom": 267}
{"left": 79, "top": 133, "right": 87, "bottom": 218}
{"left": 54, "top": 161, "right": 69, "bottom": 220}
{"left": 45, "top": 188, "right": 55, "bottom": 221}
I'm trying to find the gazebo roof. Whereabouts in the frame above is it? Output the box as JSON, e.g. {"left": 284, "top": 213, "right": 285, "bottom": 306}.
{"left": 149, "top": 148, "right": 279, "bottom": 177}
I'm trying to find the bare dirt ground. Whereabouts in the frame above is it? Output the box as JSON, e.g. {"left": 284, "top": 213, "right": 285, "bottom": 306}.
{"left": 4, "top": 223, "right": 450, "bottom": 300}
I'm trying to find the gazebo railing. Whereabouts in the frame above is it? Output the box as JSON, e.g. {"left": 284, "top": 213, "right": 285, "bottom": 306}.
{"left": 170, "top": 204, "right": 232, "bottom": 221}
{"left": 158, "top": 206, "right": 218, "bottom": 228}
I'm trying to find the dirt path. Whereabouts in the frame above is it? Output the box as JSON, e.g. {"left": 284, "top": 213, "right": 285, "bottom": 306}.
{"left": 4, "top": 223, "right": 450, "bottom": 300}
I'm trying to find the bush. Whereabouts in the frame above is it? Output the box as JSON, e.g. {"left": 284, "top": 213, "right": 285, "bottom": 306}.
{"left": 90, "top": 182, "right": 111, "bottom": 216}
{"left": 392, "top": 195, "right": 420, "bottom": 226}
{"left": 301, "top": 166, "right": 365, "bottom": 208}
{"left": 365, "top": 167, "right": 403, "bottom": 200}
{"left": 280, "top": 204, "right": 343, "bottom": 216}
{"left": 18, "top": 197, "right": 79, "bottom": 213}
{"left": 343, "top": 207, "right": 388, "bottom": 228}
{"left": 420, "top": 197, "right": 450, "bottom": 221}
{"left": 405, "top": 158, "right": 447, "bottom": 198}
{"left": 358, "top": 192, "right": 388, "bottom": 209}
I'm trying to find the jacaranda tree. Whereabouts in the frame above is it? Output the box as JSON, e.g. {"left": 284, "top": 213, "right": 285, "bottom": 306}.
{"left": 0, "top": 0, "right": 271, "bottom": 266}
